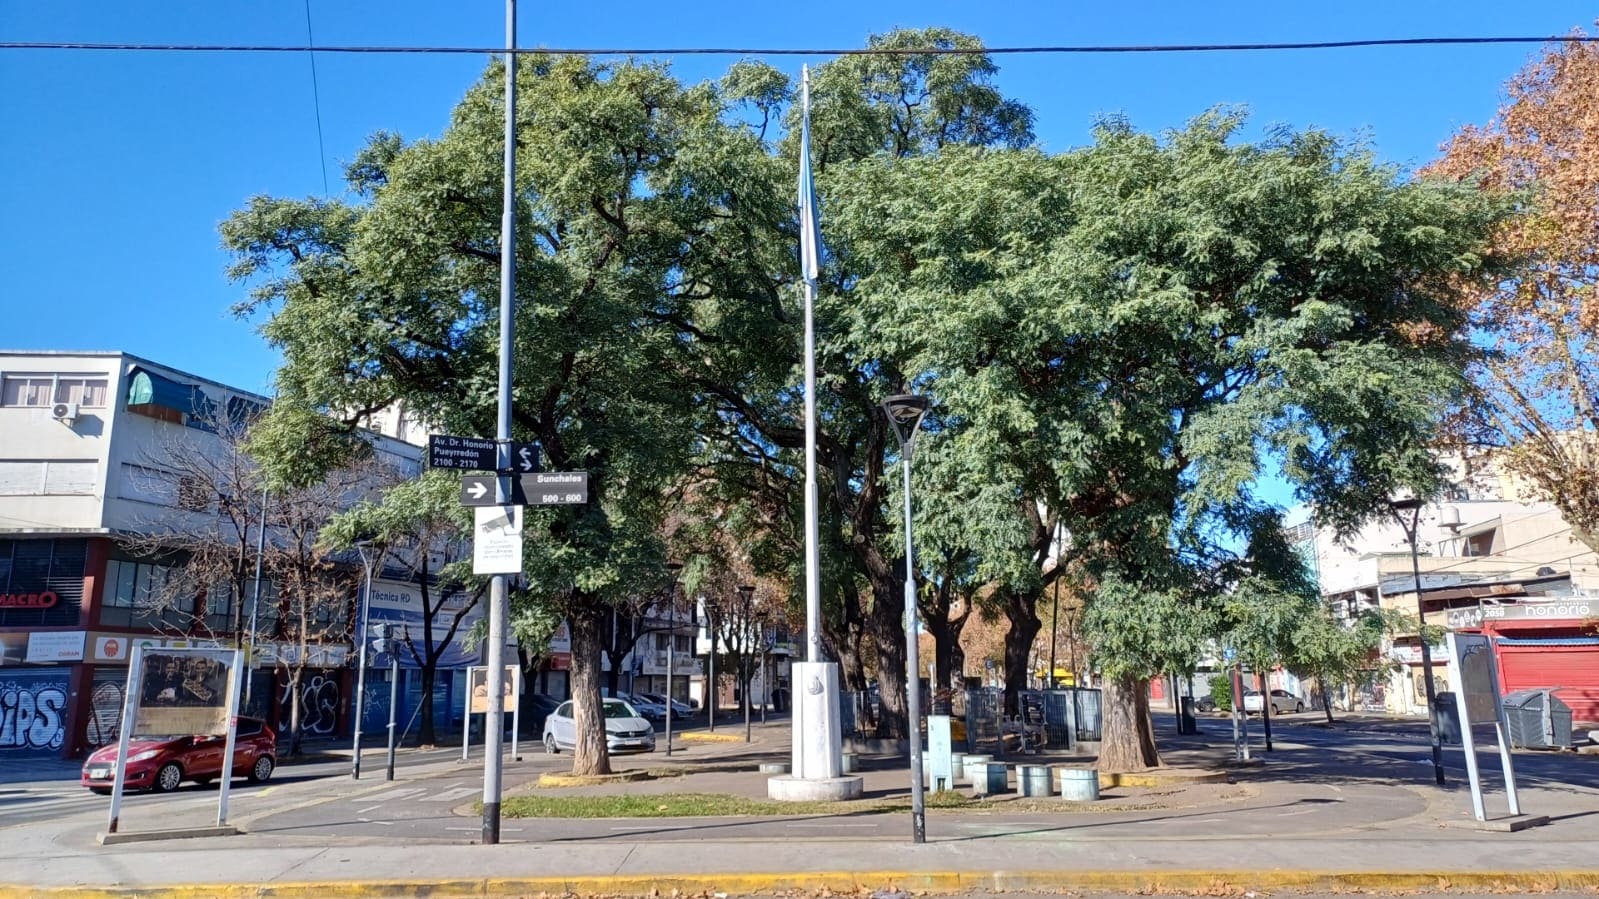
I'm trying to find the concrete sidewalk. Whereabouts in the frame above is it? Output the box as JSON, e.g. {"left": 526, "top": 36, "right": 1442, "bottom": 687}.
{"left": 4, "top": 717, "right": 1598, "bottom": 898}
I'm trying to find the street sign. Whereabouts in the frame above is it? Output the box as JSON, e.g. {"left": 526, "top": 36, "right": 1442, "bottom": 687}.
{"left": 460, "top": 476, "right": 511, "bottom": 506}
{"left": 512, "top": 442, "right": 540, "bottom": 473}
{"left": 430, "top": 435, "right": 541, "bottom": 473}
{"left": 521, "top": 471, "right": 588, "bottom": 505}
{"left": 473, "top": 506, "right": 524, "bottom": 575}
{"left": 429, "top": 434, "right": 497, "bottom": 471}
{"left": 460, "top": 472, "right": 589, "bottom": 507}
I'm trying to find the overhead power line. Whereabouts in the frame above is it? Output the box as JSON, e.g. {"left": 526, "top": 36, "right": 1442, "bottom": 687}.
{"left": 3, "top": 35, "right": 1599, "bottom": 57}
{"left": 302, "top": 0, "right": 330, "bottom": 196}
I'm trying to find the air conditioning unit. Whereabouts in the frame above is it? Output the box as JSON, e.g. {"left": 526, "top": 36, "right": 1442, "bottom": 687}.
{"left": 50, "top": 402, "right": 79, "bottom": 423}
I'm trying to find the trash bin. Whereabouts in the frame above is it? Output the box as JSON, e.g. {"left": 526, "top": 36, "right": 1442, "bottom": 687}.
{"left": 970, "top": 761, "right": 1008, "bottom": 796}
{"left": 1058, "top": 767, "right": 1100, "bottom": 801}
{"left": 1433, "top": 691, "right": 1463, "bottom": 746}
{"left": 961, "top": 754, "right": 993, "bottom": 785}
{"left": 1179, "top": 697, "right": 1198, "bottom": 735}
{"left": 1017, "top": 764, "right": 1053, "bottom": 797}
{"left": 1502, "top": 689, "right": 1574, "bottom": 749}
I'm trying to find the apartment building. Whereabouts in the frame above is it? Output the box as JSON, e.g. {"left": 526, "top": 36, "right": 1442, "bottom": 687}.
{"left": 1304, "top": 455, "right": 1599, "bottom": 722}
{"left": 0, "top": 350, "right": 497, "bottom": 760}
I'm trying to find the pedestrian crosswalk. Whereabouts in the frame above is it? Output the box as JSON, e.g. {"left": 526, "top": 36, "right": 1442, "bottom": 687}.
{"left": 350, "top": 783, "right": 481, "bottom": 805}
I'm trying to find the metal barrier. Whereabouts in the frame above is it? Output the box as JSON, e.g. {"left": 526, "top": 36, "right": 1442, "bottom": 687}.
{"left": 963, "top": 688, "right": 1004, "bottom": 753}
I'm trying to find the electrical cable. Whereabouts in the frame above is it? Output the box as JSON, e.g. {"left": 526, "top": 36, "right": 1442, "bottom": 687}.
{"left": 302, "top": 0, "right": 330, "bottom": 196}
{"left": 3, "top": 35, "right": 1599, "bottom": 57}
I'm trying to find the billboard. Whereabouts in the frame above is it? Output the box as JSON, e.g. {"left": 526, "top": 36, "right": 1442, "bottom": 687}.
{"left": 466, "top": 664, "right": 520, "bottom": 715}
{"left": 133, "top": 649, "right": 236, "bottom": 737}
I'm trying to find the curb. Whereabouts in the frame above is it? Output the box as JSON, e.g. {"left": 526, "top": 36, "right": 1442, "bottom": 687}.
{"left": 9, "top": 868, "right": 1599, "bottom": 898}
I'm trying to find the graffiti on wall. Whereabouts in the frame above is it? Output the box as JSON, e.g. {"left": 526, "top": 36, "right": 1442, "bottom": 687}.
{"left": 0, "top": 677, "right": 69, "bottom": 751}
{"left": 278, "top": 671, "right": 341, "bottom": 736}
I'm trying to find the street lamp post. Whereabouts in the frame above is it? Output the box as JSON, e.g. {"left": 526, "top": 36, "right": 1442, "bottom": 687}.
{"left": 758, "top": 610, "right": 770, "bottom": 724}
{"left": 351, "top": 541, "right": 377, "bottom": 780}
{"left": 1391, "top": 496, "right": 1447, "bottom": 786}
{"left": 664, "top": 562, "right": 682, "bottom": 757}
{"left": 738, "top": 585, "right": 755, "bottom": 744}
{"left": 706, "top": 603, "right": 717, "bottom": 733}
{"left": 883, "top": 392, "right": 931, "bottom": 845}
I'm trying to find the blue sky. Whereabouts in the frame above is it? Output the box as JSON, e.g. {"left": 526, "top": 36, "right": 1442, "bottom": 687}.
{"left": 1, "top": 2, "right": 1594, "bottom": 396}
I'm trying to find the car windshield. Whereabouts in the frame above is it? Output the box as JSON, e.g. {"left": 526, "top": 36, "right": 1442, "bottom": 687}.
{"left": 603, "top": 700, "right": 637, "bottom": 719}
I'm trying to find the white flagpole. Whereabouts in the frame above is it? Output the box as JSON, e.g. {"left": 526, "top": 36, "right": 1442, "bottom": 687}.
{"left": 773, "top": 65, "right": 856, "bottom": 800}
{"left": 799, "top": 66, "right": 823, "bottom": 666}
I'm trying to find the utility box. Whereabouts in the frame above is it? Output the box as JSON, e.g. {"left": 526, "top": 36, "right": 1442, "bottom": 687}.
{"left": 1502, "top": 689, "right": 1573, "bottom": 749}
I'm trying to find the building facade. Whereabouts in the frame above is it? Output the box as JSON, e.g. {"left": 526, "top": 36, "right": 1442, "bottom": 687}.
{"left": 1303, "top": 454, "right": 1599, "bottom": 723}
{"left": 0, "top": 351, "right": 485, "bottom": 759}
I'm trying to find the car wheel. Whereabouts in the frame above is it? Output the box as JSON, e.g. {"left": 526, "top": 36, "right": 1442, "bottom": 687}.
{"left": 1294, "top": 702, "right": 1304, "bottom": 714}
{"left": 153, "top": 763, "right": 183, "bottom": 793}
{"left": 248, "top": 756, "right": 275, "bottom": 783}
{"left": 90, "top": 787, "right": 111, "bottom": 796}
{"left": 544, "top": 733, "right": 560, "bottom": 754}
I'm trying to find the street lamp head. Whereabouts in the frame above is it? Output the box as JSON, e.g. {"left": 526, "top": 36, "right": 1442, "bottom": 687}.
{"left": 737, "top": 584, "right": 756, "bottom": 600}
{"left": 882, "top": 393, "right": 931, "bottom": 454}
{"left": 1387, "top": 496, "right": 1425, "bottom": 514}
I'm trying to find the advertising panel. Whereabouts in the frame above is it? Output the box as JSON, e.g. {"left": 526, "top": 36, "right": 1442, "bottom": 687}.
{"left": 466, "top": 664, "right": 520, "bottom": 715}
{"left": 132, "top": 649, "right": 235, "bottom": 737}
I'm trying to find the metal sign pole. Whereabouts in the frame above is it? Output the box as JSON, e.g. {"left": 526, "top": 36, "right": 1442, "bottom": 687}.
{"left": 217, "top": 649, "right": 244, "bottom": 826}
{"left": 107, "top": 643, "right": 144, "bottom": 834}
{"left": 665, "top": 607, "right": 675, "bottom": 756}
{"left": 386, "top": 651, "right": 400, "bottom": 781}
{"left": 1485, "top": 641, "right": 1522, "bottom": 816}
{"left": 481, "top": 0, "right": 517, "bottom": 847}
{"left": 511, "top": 664, "right": 521, "bottom": 762}
{"left": 1446, "top": 633, "right": 1488, "bottom": 821}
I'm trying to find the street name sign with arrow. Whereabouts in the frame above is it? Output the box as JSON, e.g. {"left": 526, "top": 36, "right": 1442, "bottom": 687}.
{"left": 460, "top": 472, "right": 590, "bottom": 507}
{"left": 429, "top": 434, "right": 541, "bottom": 473}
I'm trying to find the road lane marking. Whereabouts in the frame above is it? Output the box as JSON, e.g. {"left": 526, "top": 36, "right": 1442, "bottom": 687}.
{"left": 787, "top": 823, "right": 878, "bottom": 828}
{"left": 423, "top": 786, "right": 480, "bottom": 803}
{"left": 358, "top": 788, "right": 426, "bottom": 802}
{"left": 355, "top": 805, "right": 384, "bottom": 815}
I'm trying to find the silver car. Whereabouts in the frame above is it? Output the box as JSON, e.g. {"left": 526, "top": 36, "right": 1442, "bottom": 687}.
{"left": 1243, "top": 689, "right": 1304, "bottom": 715}
{"left": 542, "top": 698, "right": 656, "bottom": 754}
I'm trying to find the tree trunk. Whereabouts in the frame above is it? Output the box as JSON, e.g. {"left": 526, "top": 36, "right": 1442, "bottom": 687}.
{"left": 867, "top": 579, "right": 909, "bottom": 739}
{"left": 1321, "top": 680, "right": 1335, "bottom": 724}
{"left": 1002, "top": 589, "right": 1041, "bottom": 717}
{"left": 418, "top": 664, "right": 437, "bottom": 745}
{"left": 567, "top": 606, "right": 612, "bottom": 776}
{"left": 287, "top": 667, "right": 304, "bottom": 756}
{"left": 1098, "top": 672, "right": 1161, "bottom": 773}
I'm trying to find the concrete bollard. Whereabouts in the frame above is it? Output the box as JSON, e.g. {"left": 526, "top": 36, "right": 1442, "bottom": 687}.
{"left": 1058, "top": 767, "right": 1100, "bottom": 801}
{"left": 970, "top": 761, "right": 1008, "bottom": 796}
{"left": 1017, "top": 764, "right": 1053, "bottom": 797}
{"left": 961, "top": 754, "right": 993, "bottom": 785}
{"left": 841, "top": 752, "right": 859, "bottom": 774}
{"left": 758, "top": 762, "right": 790, "bottom": 774}
{"left": 949, "top": 751, "right": 966, "bottom": 777}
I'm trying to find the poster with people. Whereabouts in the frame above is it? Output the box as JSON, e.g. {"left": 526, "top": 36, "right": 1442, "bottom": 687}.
{"left": 466, "top": 664, "right": 519, "bottom": 715}
{"left": 132, "top": 649, "right": 235, "bottom": 736}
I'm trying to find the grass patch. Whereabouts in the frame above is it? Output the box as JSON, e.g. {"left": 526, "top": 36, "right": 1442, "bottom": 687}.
{"left": 502, "top": 792, "right": 846, "bottom": 818}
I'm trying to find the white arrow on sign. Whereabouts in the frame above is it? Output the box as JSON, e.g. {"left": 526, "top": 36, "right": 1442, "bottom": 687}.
{"left": 518, "top": 446, "right": 535, "bottom": 471}
{"left": 466, "top": 481, "right": 488, "bottom": 500}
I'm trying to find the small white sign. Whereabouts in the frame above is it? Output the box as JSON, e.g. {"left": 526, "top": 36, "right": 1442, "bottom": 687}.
{"left": 27, "top": 630, "right": 87, "bottom": 663}
{"left": 473, "top": 505, "right": 524, "bottom": 575}
{"left": 96, "top": 635, "right": 130, "bottom": 661}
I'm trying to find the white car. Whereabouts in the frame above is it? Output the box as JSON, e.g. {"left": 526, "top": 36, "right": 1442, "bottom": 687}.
{"left": 616, "top": 692, "right": 667, "bottom": 721}
{"left": 543, "top": 698, "right": 656, "bottom": 754}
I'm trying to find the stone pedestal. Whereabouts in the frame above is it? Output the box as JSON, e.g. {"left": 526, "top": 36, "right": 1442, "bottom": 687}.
{"left": 769, "top": 661, "right": 863, "bottom": 801}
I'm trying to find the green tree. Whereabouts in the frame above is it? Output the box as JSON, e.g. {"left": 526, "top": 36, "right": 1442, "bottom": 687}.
{"left": 825, "top": 113, "right": 1506, "bottom": 770}
{"left": 224, "top": 54, "right": 766, "bottom": 775}
{"left": 1287, "top": 607, "right": 1401, "bottom": 724}
{"left": 320, "top": 469, "right": 484, "bottom": 746}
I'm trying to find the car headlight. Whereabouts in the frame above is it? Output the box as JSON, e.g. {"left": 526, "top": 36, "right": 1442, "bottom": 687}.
{"left": 128, "top": 750, "right": 161, "bottom": 763}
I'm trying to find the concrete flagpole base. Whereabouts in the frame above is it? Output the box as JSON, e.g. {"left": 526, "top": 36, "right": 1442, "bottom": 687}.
{"left": 770, "top": 661, "right": 862, "bottom": 801}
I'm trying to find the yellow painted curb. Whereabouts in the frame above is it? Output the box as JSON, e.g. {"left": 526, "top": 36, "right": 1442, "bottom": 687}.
{"left": 1100, "top": 769, "right": 1231, "bottom": 788}
{"left": 8, "top": 868, "right": 1599, "bottom": 898}
{"left": 679, "top": 732, "right": 742, "bottom": 743}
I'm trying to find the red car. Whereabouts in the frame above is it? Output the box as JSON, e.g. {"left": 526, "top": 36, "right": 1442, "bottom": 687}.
{"left": 81, "top": 717, "right": 277, "bottom": 794}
